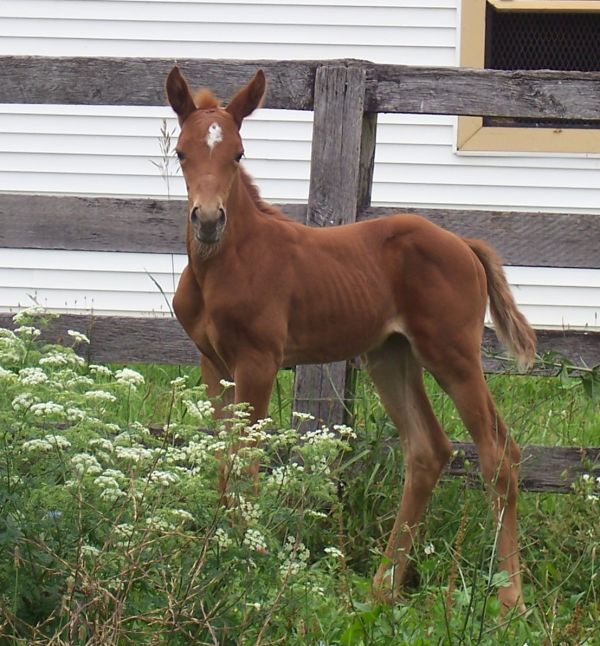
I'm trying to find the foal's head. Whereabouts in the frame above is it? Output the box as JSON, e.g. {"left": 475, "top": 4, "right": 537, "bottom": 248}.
{"left": 166, "top": 67, "right": 266, "bottom": 254}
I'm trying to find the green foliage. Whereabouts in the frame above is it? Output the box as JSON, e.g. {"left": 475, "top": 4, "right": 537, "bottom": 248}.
{"left": 0, "top": 309, "right": 599, "bottom": 644}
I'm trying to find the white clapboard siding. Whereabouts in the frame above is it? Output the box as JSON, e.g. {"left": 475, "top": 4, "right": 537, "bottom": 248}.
{"left": 1, "top": 0, "right": 599, "bottom": 330}
{"left": 1, "top": 249, "right": 599, "bottom": 331}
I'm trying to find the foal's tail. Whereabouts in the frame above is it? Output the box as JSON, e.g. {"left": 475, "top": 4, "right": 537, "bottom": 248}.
{"left": 466, "top": 238, "right": 537, "bottom": 372}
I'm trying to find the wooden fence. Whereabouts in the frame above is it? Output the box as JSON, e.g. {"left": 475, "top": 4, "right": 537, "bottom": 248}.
{"left": 0, "top": 56, "right": 599, "bottom": 492}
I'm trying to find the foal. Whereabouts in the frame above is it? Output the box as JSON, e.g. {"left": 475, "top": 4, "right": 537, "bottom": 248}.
{"left": 166, "top": 67, "right": 536, "bottom": 612}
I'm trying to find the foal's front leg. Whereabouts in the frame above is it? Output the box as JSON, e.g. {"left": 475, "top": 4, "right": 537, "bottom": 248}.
{"left": 231, "top": 354, "right": 279, "bottom": 486}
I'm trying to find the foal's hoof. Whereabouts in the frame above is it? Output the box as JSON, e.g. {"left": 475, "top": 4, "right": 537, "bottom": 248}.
{"left": 371, "top": 573, "right": 405, "bottom": 606}
{"left": 498, "top": 589, "right": 526, "bottom": 617}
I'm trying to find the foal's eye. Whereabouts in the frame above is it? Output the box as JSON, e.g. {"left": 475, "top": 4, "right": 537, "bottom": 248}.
{"left": 234, "top": 151, "right": 244, "bottom": 163}
{"left": 176, "top": 150, "right": 185, "bottom": 162}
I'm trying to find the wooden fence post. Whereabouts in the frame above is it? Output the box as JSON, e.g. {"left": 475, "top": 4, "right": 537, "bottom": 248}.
{"left": 292, "top": 63, "right": 377, "bottom": 427}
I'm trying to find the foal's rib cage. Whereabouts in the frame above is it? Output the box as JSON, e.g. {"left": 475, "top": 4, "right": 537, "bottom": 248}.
{"left": 0, "top": 56, "right": 599, "bottom": 497}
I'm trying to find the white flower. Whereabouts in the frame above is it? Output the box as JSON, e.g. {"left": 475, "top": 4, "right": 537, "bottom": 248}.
{"left": 170, "top": 376, "right": 187, "bottom": 388}
{"left": 169, "top": 509, "right": 194, "bottom": 523}
{"left": 66, "top": 407, "right": 87, "bottom": 423}
{"left": 12, "top": 393, "right": 39, "bottom": 412}
{"left": 148, "top": 470, "right": 179, "bottom": 486}
{"left": 22, "top": 438, "right": 53, "bottom": 453}
{"left": 214, "top": 527, "right": 233, "bottom": 549}
{"left": 81, "top": 544, "right": 100, "bottom": 557}
{"left": 184, "top": 399, "right": 215, "bottom": 422}
{"left": 424, "top": 542, "right": 435, "bottom": 556}
{"left": 333, "top": 424, "right": 357, "bottom": 439}
{"left": 145, "top": 516, "right": 176, "bottom": 533}
{"left": 279, "top": 537, "right": 310, "bottom": 576}
{"left": 14, "top": 325, "right": 41, "bottom": 339}
{"left": 89, "top": 364, "right": 112, "bottom": 377}
{"left": 324, "top": 546, "right": 344, "bottom": 559}
{"left": 44, "top": 434, "right": 71, "bottom": 450}
{"left": 12, "top": 306, "right": 45, "bottom": 323}
{"left": 71, "top": 453, "right": 103, "bottom": 476}
{"left": 88, "top": 438, "right": 115, "bottom": 454}
{"left": 30, "top": 401, "right": 64, "bottom": 417}
{"left": 0, "top": 365, "right": 16, "bottom": 381}
{"left": 39, "top": 350, "right": 84, "bottom": 368}
{"left": 243, "top": 528, "right": 268, "bottom": 552}
{"left": 219, "top": 379, "right": 235, "bottom": 389}
{"left": 68, "top": 329, "right": 90, "bottom": 345}
{"left": 18, "top": 367, "right": 48, "bottom": 385}
{"left": 114, "top": 368, "right": 145, "bottom": 388}
{"left": 115, "top": 445, "right": 153, "bottom": 463}
{"left": 84, "top": 390, "right": 117, "bottom": 403}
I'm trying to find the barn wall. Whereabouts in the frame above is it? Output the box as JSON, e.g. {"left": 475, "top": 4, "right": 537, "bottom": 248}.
{"left": 0, "top": 0, "right": 598, "bottom": 330}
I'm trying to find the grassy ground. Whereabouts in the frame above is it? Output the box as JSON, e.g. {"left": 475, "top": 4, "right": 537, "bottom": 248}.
{"left": 0, "top": 317, "right": 599, "bottom": 644}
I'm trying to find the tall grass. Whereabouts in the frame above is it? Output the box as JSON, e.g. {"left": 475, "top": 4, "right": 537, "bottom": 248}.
{"left": 0, "top": 310, "right": 598, "bottom": 644}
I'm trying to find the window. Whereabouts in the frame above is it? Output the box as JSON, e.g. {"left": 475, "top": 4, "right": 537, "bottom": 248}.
{"left": 458, "top": 0, "right": 600, "bottom": 153}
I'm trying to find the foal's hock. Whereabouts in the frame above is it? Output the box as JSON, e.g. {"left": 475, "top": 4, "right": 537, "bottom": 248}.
{"left": 166, "top": 66, "right": 536, "bottom": 612}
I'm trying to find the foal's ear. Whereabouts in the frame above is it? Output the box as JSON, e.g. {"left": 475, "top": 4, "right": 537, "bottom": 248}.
{"left": 166, "top": 66, "right": 197, "bottom": 126}
{"left": 226, "top": 70, "right": 266, "bottom": 128}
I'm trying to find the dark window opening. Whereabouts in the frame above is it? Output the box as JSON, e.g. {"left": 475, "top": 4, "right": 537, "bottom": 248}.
{"left": 484, "top": 5, "right": 600, "bottom": 128}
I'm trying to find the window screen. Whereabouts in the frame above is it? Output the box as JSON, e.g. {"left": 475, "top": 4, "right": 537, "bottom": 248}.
{"left": 484, "top": 6, "right": 600, "bottom": 128}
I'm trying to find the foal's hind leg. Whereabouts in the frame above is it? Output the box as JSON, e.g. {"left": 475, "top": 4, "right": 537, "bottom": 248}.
{"left": 421, "top": 345, "right": 525, "bottom": 613}
{"left": 365, "top": 335, "right": 452, "bottom": 604}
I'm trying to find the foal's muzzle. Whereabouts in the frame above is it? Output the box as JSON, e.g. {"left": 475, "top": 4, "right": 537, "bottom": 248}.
{"left": 190, "top": 205, "right": 227, "bottom": 244}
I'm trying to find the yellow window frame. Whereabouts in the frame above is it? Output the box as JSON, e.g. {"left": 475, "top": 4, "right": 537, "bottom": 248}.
{"left": 458, "top": 0, "right": 600, "bottom": 153}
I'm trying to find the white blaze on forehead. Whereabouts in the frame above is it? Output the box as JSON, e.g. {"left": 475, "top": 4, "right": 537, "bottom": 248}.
{"left": 206, "top": 122, "right": 223, "bottom": 150}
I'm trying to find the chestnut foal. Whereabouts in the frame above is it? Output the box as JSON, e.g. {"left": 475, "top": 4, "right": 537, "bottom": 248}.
{"left": 166, "top": 67, "right": 536, "bottom": 612}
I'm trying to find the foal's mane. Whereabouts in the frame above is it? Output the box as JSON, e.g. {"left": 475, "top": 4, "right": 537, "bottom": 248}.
{"left": 193, "top": 88, "right": 288, "bottom": 222}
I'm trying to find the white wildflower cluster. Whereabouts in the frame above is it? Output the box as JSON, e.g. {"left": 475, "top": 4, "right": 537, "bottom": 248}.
{"left": 14, "top": 326, "right": 41, "bottom": 339}
{"left": 279, "top": 536, "right": 310, "bottom": 576}
{"left": 214, "top": 527, "right": 233, "bottom": 549}
{"left": 40, "top": 350, "right": 84, "bottom": 368}
{"left": 114, "top": 523, "right": 134, "bottom": 541}
{"left": 67, "top": 329, "right": 90, "bottom": 345}
{"left": 114, "top": 368, "right": 145, "bottom": 389}
{"left": 183, "top": 398, "right": 215, "bottom": 422}
{"left": 148, "top": 469, "right": 179, "bottom": 487}
{"left": 333, "top": 424, "right": 357, "bottom": 440}
{"left": 236, "top": 495, "right": 261, "bottom": 524}
{"left": 65, "top": 375, "right": 95, "bottom": 388}
{"left": 12, "top": 393, "right": 40, "bottom": 412}
{"left": 44, "top": 434, "right": 72, "bottom": 450}
{"left": 324, "top": 546, "right": 344, "bottom": 559}
{"left": 424, "top": 542, "right": 435, "bottom": 556}
{"left": 0, "top": 365, "right": 16, "bottom": 381}
{"left": 18, "top": 367, "right": 48, "bottom": 385}
{"left": 22, "top": 438, "right": 54, "bottom": 454}
{"left": 84, "top": 390, "right": 117, "bottom": 403}
{"left": 186, "top": 438, "right": 216, "bottom": 465}
{"left": 93, "top": 475, "right": 125, "bottom": 501}
{"left": 89, "top": 364, "right": 112, "bottom": 378}
{"left": 145, "top": 515, "right": 176, "bottom": 533}
{"left": 65, "top": 407, "right": 87, "bottom": 423}
{"left": 242, "top": 418, "right": 273, "bottom": 443}
{"left": 71, "top": 452, "right": 103, "bottom": 476}
{"left": 81, "top": 544, "right": 100, "bottom": 558}
{"left": 243, "top": 528, "right": 268, "bottom": 552}
{"left": 88, "top": 437, "right": 115, "bottom": 457}
{"left": 580, "top": 473, "right": 600, "bottom": 502}
{"left": 219, "top": 379, "right": 235, "bottom": 389}
{"left": 268, "top": 462, "right": 305, "bottom": 488}
{"left": 30, "top": 401, "right": 65, "bottom": 417}
{"left": 0, "top": 329, "right": 25, "bottom": 362}
{"left": 115, "top": 445, "right": 153, "bottom": 464}
{"left": 303, "top": 426, "right": 337, "bottom": 446}
{"left": 170, "top": 376, "right": 187, "bottom": 389}
{"left": 12, "top": 306, "right": 45, "bottom": 324}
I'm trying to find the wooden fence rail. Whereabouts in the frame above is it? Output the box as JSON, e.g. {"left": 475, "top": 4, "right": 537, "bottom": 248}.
{"left": 0, "top": 56, "right": 598, "bottom": 492}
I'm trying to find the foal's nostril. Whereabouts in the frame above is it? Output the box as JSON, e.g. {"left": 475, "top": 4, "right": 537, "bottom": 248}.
{"left": 190, "top": 206, "right": 199, "bottom": 223}
{"left": 218, "top": 207, "right": 226, "bottom": 226}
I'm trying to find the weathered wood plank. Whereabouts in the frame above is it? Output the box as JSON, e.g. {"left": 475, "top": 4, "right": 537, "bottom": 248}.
{"left": 293, "top": 65, "right": 376, "bottom": 427}
{"left": 363, "top": 207, "right": 600, "bottom": 270}
{"left": 365, "top": 64, "right": 600, "bottom": 118}
{"left": 0, "top": 56, "right": 322, "bottom": 109}
{"left": 3, "top": 57, "right": 600, "bottom": 120}
{"left": 446, "top": 442, "right": 600, "bottom": 494}
{"left": 0, "top": 313, "right": 198, "bottom": 365}
{"left": 2, "top": 195, "right": 598, "bottom": 270}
